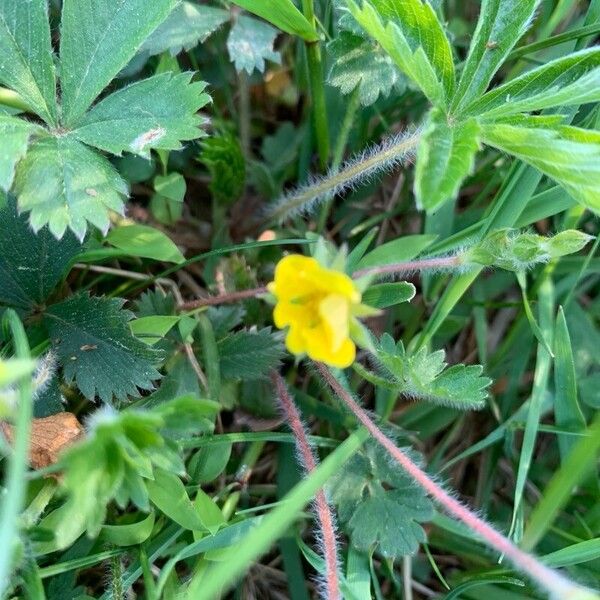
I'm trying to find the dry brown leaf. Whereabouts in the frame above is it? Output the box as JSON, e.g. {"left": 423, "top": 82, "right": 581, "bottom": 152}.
{"left": 0, "top": 413, "right": 84, "bottom": 469}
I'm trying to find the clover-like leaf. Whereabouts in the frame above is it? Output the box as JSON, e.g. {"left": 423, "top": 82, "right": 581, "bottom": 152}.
{"left": 44, "top": 294, "right": 162, "bottom": 403}
{"left": 227, "top": 15, "right": 281, "bottom": 74}
{"left": 328, "top": 439, "right": 433, "bottom": 558}
{"left": 0, "top": 195, "right": 82, "bottom": 311}
{"left": 13, "top": 136, "right": 128, "bottom": 240}
{"left": 72, "top": 73, "right": 210, "bottom": 157}
{"left": 373, "top": 333, "right": 491, "bottom": 409}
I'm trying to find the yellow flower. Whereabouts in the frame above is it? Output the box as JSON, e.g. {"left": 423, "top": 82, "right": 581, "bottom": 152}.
{"left": 268, "top": 254, "right": 361, "bottom": 368}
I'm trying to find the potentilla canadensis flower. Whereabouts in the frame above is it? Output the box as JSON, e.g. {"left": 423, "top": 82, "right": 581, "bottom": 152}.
{"left": 268, "top": 254, "right": 367, "bottom": 368}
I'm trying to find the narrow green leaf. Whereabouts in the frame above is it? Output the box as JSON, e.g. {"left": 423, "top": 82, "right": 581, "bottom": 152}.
{"left": 543, "top": 539, "right": 600, "bottom": 568}
{"left": 140, "top": 2, "right": 229, "bottom": 57}
{"left": 101, "top": 512, "right": 156, "bottom": 547}
{"left": 14, "top": 136, "right": 128, "bottom": 240}
{"left": 443, "top": 576, "right": 525, "bottom": 599}
{"left": 0, "top": 0, "right": 57, "bottom": 124}
{"left": 193, "top": 489, "right": 225, "bottom": 535}
{"left": 348, "top": 0, "right": 454, "bottom": 105}
{"left": 362, "top": 282, "right": 416, "bottom": 309}
{"left": 553, "top": 307, "right": 586, "bottom": 461}
{"left": 465, "top": 47, "right": 600, "bottom": 118}
{"left": 130, "top": 316, "right": 181, "bottom": 345}
{"left": 0, "top": 116, "right": 40, "bottom": 191}
{"left": 516, "top": 272, "right": 554, "bottom": 358}
{"left": 227, "top": 15, "right": 281, "bottom": 74}
{"left": 106, "top": 224, "right": 185, "bottom": 264}
{"left": 59, "top": 0, "right": 178, "bottom": 125}
{"left": 356, "top": 234, "right": 436, "bottom": 270}
{"left": 452, "top": 0, "right": 540, "bottom": 110}
{"left": 229, "top": 0, "right": 318, "bottom": 42}
{"left": 415, "top": 108, "right": 481, "bottom": 211}
{"left": 481, "top": 122, "right": 600, "bottom": 215}
{"left": 71, "top": 73, "right": 209, "bottom": 157}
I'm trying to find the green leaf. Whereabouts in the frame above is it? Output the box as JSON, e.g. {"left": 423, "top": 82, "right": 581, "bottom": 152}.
{"left": 464, "top": 47, "right": 600, "bottom": 118}
{"left": 467, "top": 228, "right": 593, "bottom": 271}
{"left": 327, "top": 30, "right": 404, "bottom": 106}
{"left": 229, "top": 0, "right": 318, "bottom": 42}
{"left": 348, "top": 0, "right": 454, "bottom": 106}
{"left": 227, "top": 16, "right": 281, "bottom": 74}
{"left": 328, "top": 439, "right": 433, "bottom": 558}
{"left": 106, "top": 224, "right": 185, "bottom": 264}
{"left": 0, "top": 196, "right": 82, "bottom": 310}
{"left": 362, "top": 282, "right": 416, "bottom": 309}
{"left": 71, "top": 73, "right": 209, "bottom": 157}
{"left": 0, "top": 116, "right": 40, "bottom": 191}
{"left": 553, "top": 307, "right": 586, "bottom": 461}
{"left": 415, "top": 108, "right": 481, "bottom": 211}
{"left": 356, "top": 234, "right": 436, "bottom": 270}
{"left": 150, "top": 172, "right": 187, "bottom": 225}
{"left": 59, "top": 0, "right": 177, "bottom": 125}
{"left": 579, "top": 374, "right": 600, "bottom": 409}
{"left": 44, "top": 294, "right": 162, "bottom": 402}
{"left": 218, "top": 328, "right": 284, "bottom": 381}
{"left": 193, "top": 489, "right": 226, "bottom": 535}
{"left": 0, "top": 358, "right": 35, "bottom": 388}
{"left": 14, "top": 136, "right": 128, "bottom": 240}
{"left": 130, "top": 316, "right": 181, "bottom": 345}
{"left": 452, "top": 0, "right": 540, "bottom": 111}
{"left": 199, "top": 134, "right": 246, "bottom": 206}
{"left": 141, "top": 2, "right": 229, "bottom": 57}
{"left": 374, "top": 333, "right": 491, "bottom": 409}
{"left": 481, "top": 122, "right": 600, "bottom": 214}
{"left": 0, "top": 0, "right": 57, "bottom": 124}
{"left": 146, "top": 468, "right": 208, "bottom": 531}
{"left": 101, "top": 512, "right": 156, "bottom": 547}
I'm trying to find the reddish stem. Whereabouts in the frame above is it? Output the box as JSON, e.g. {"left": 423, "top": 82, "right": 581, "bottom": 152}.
{"left": 352, "top": 255, "right": 463, "bottom": 279}
{"left": 178, "top": 286, "right": 267, "bottom": 310}
{"left": 271, "top": 372, "right": 341, "bottom": 600}
{"left": 315, "top": 362, "right": 592, "bottom": 600}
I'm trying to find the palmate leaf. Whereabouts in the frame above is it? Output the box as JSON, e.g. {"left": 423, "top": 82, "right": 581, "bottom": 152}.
{"left": 481, "top": 122, "right": 600, "bottom": 214}
{"left": 59, "top": 0, "right": 178, "bottom": 126}
{"left": 414, "top": 108, "right": 481, "bottom": 211}
{"left": 347, "top": 0, "right": 454, "bottom": 106}
{"left": 0, "top": 0, "right": 57, "bottom": 125}
{"left": 44, "top": 294, "right": 162, "bottom": 403}
{"left": 14, "top": 137, "right": 128, "bottom": 240}
{"left": 327, "top": 30, "right": 404, "bottom": 106}
{"left": 0, "top": 195, "right": 81, "bottom": 311}
{"left": 227, "top": 16, "right": 281, "bottom": 74}
{"left": 452, "top": 0, "right": 540, "bottom": 111}
{"left": 217, "top": 328, "right": 284, "bottom": 381}
{"left": 328, "top": 439, "right": 433, "bottom": 558}
{"left": 0, "top": 116, "right": 42, "bottom": 191}
{"left": 140, "top": 2, "right": 229, "bottom": 57}
{"left": 373, "top": 333, "right": 491, "bottom": 409}
{"left": 464, "top": 47, "right": 600, "bottom": 119}
{"left": 72, "top": 73, "right": 210, "bottom": 157}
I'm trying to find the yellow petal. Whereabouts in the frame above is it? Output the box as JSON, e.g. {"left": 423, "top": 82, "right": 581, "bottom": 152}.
{"left": 318, "top": 294, "right": 349, "bottom": 352}
{"left": 285, "top": 326, "right": 306, "bottom": 355}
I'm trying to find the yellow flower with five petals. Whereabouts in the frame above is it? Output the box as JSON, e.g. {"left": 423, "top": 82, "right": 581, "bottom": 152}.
{"left": 268, "top": 254, "right": 368, "bottom": 368}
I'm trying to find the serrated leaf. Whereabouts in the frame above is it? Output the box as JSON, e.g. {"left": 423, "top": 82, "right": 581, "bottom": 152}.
{"left": 0, "top": 0, "right": 57, "bottom": 124}
{"left": 348, "top": 0, "right": 454, "bottom": 106}
{"left": 199, "top": 133, "right": 246, "bottom": 206}
{"left": 14, "top": 136, "right": 128, "bottom": 240}
{"left": 217, "top": 328, "right": 284, "bottom": 381}
{"left": 230, "top": 0, "right": 318, "bottom": 42}
{"left": 481, "top": 122, "right": 600, "bottom": 214}
{"left": 106, "top": 224, "right": 185, "bottom": 264}
{"left": 0, "top": 116, "right": 41, "bottom": 191}
{"left": 227, "top": 16, "right": 281, "bottom": 74}
{"left": 374, "top": 333, "right": 491, "bottom": 409}
{"left": 0, "top": 195, "right": 82, "bottom": 310}
{"left": 141, "top": 2, "right": 229, "bottom": 57}
{"left": 328, "top": 439, "right": 433, "bottom": 558}
{"left": 327, "top": 30, "right": 404, "bottom": 106}
{"left": 467, "top": 228, "right": 592, "bottom": 271}
{"left": 71, "top": 73, "right": 209, "bottom": 157}
{"left": 452, "top": 0, "right": 540, "bottom": 111}
{"left": 464, "top": 47, "right": 600, "bottom": 119}
{"left": 59, "top": 0, "right": 178, "bottom": 125}
{"left": 415, "top": 108, "right": 481, "bottom": 212}
{"left": 44, "top": 294, "right": 162, "bottom": 403}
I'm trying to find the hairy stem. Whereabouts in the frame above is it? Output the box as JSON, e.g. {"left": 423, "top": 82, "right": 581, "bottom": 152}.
{"left": 271, "top": 372, "right": 341, "bottom": 600}
{"left": 315, "top": 362, "right": 596, "bottom": 600}
{"left": 178, "top": 286, "right": 267, "bottom": 310}
{"left": 353, "top": 254, "right": 464, "bottom": 279}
